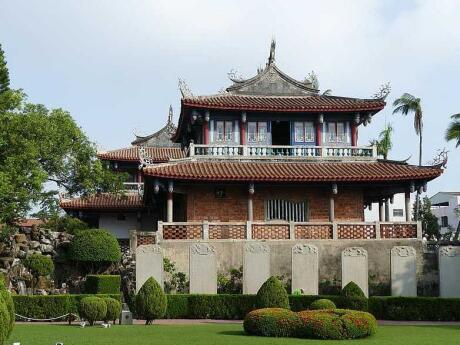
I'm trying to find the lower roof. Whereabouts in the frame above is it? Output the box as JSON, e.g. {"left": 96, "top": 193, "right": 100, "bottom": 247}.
{"left": 97, "top": 147, "right": 185, "bottom": 163}
{"left": 142, "top": 160, "right": 442, "bottom": 183}
{"left": 60, "top": 193, "right": 143, "bottom": 210}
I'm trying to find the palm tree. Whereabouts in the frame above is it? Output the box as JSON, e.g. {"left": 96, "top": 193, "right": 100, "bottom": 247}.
{"left": 392, "top": 93, "right": 423, "bottom": 166}
{"left": 370, "top": 124, "right": 393, "bottom": 160}
{"left": 445, "top": 113, "right": 460, "bottom": 147}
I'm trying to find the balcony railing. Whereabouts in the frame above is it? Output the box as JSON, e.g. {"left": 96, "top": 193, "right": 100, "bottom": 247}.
{"left": 123, "top": 182, "right": 144, "bottom": 195}
{"left": 189, "top": 143, "right": 377, "bottom": 160}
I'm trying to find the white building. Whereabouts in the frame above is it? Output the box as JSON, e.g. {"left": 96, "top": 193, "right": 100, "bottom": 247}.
{"left": 365, "top": 193, "right": 410, "bottom": 222}
{"left": 430, "top": 192, "right": 460, "bottom": 234}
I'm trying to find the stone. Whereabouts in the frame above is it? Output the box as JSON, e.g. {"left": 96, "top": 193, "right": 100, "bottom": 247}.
{"left": 14, "top": 233, "right": 27, "bottom": 244}
{"left": 243, "top": 242, "right": 270, "bottom": 294}
{"left": 439, "top": 246, "right": 460, "bottom": 297}
{"left": 135, "top": 244, "right": 163, "bottom": 292}
{"left": 391, "top": 246, "right": 417, "bottom": 296}
{"left": 17, "top": 250, "right": 27, "bottom": 259}
{"left": 189, "top": 243, "right": 217, "bottom": 294}
{"left": 29, "top": 241, "right": 40, "bottom": 249}
{"left": 40, "top": 244, "right": 54, "bottom": 253}
{"left": 291, "top": 244, "right": 318, "bottom": 294}
{"left": 40, "top": 237, "right": 51, "bottom": 245}
{"left": 342, "top": 247, "right": 368, "bottom": 297}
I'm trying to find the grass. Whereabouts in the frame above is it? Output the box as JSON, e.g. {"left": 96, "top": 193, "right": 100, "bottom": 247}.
{"left": 8, "top": 323, "right": 460, "bottom": 345}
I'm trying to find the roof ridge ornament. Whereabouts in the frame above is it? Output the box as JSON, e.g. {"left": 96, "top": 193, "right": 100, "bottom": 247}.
{"left": 178, "top": 78, "right": 193, "bottom": 98}
{"left": 372, "top": 82, "right": 391, "bottom": 100}
{"left": 268, "top": 38, "right": 276, "bottom": 65}
{"left": 168, "top": 105, "right": 173, "bottom": 123}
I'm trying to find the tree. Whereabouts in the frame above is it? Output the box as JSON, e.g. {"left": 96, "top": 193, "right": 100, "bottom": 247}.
{"left": 256, "top": 276, "right": 290, "bottom": 309}
{"left": 445, "top": 113, "right": 460, "bottom": 147}
{"left": 413, "top": 196, "right": 439, "bottom": 239}
{"left": 371, "top": 124, "right": 393, "bottom": 159}
{"left": 135, "top": 277, "right": 167, "bottom": 325}
{"left": 24, "top": 254, "right": 54, "bottom": 291}
{"left": 0, "top": 43, "right": 124, "bottom": 225}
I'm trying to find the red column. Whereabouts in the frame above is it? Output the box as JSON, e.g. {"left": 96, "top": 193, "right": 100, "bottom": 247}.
{"left": 351, "top": 124, "right": 358, "bottom": 146}
{"left": 203, "top": 121, "right": 209, "bottom": 144}
{"left": 240, "top": 121, "right": 246, "bottom": 145}
{"left": 315, "top": 122, "right": 322, "bottom": 146}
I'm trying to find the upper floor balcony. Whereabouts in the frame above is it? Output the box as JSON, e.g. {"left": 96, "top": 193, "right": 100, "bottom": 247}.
{"left": 188, "top": 143, "right": 377, "bottom": 160}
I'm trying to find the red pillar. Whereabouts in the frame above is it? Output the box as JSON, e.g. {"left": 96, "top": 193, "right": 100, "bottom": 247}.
{"left": 240, "top": 121, "right": 246, "bottom": 145}
{"left": 203, "top": 121, "right": 209, "bottom": 144}
{"left": 315, "top": 122, "right": 322, "bottom": 146}
{"left": 351, "top": 124, "right": 358, "bottom": 146}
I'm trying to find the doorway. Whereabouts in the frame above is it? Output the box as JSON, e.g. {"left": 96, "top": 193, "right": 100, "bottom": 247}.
{"left": 271, "top": 121, "right": 291, "bottom": 145}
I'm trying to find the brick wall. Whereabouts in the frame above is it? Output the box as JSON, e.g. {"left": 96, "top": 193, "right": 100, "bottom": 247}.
{"left": 209, "top": 224, "right": 246, "bottom": 239}
{"left": 338, "top": 224, "right": 376, "bottom": 239}
{"left": 252, "top": 224, "right": 290, "bottom": 239}
{"left": 381, "top": 223, "right": 416, "bottom": 238}
{"left": 137, "top": 233, "right": 156, "bottom": 246}
{"left": 295, "top": 224, "right": 332, "bottom": 239}
{"left": 163, "top": 224, "right": 202, "bottom": 239}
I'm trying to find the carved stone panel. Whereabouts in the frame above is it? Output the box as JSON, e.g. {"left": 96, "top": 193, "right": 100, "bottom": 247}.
{"left": 391, "top": 246, "right": 417, "bottom": 296}
{"left": 341, "top": 247, "right": 368, "bottom": 297}
{"left": 439, "top": 246, "right": 460, "bottom": 297}
{"left": 291, "top": 244, "right": 318, "bottom": 295}
{"left": 136, "top": 244, "right": 164, "bottom": 292}
{"left": 189, "top": 243, "right": 217, "bottom": 294}
{"left": 243, "top": 242, "right": 270, "bottom": 294}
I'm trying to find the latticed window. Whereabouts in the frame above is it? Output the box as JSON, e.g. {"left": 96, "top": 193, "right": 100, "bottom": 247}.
{"left": 294, "top": 122, "right": 315, "bottom": 143}
{"left": 216, "top": 121, "right": 233, "bottom": 142}
{"left": 264, "top": 199, "right": 308, "bottom": 222}
{"left": 248, "top": 121, "right": 268, "bottom": 143}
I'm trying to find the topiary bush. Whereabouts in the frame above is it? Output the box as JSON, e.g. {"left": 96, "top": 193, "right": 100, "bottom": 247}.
{"left": 85, "top": 275, "right": 121, "bottom": 294}
{"left": 297, "top": 309, "right": 377, "bottom": 340}
{"left": 256, "top": 276, "right": 289, "bottom": 309}
{"left": 0, "top": 299, "right": 10, "bottom": 345}
{"left": 310, "top": 298, "right": 336, "bottom": 310}
{"left": 79, "top": 297, "right": 107, "bottom": 326}
{"left": 244, "top": 308, "right": 301, "bottom": 337}
{"left": 103, "top": 297, "right": 122, "bottom": 324}
{"left": 136, "top": 277, "right": 167, "bottom": 324}
{"left": 341, "top": 281, "right": 366, "bottom": 298}
{"left": 69, "top": 229, "right": 121, "bottom": 271}
{"left": 24, "top": 254, "right": 54, "bottom": 278}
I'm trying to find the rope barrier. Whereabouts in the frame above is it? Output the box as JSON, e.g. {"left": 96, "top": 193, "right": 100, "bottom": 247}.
{"left": 15, "top": 313, "right": 80, "bottom": 322}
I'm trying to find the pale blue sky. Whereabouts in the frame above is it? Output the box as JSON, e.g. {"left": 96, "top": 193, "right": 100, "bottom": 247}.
{"left": 0, "top": 0, "right": 458, "bottom": 195}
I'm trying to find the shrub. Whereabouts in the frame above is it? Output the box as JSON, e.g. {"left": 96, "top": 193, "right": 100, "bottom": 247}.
{"left": 103, "top": 297, "right": 122, "bottom": 323}
{"left": 69, "top": 230, "right": 121, "bottom": 269}
{"left": 0, "top": 278, "right": 14, "bottom": 338}
{"left": 297, "top": 309, "right": 377, "bottom": 339}
{"left": 0, "top": 300, "right": 10, "bottom": 345}
{"left": 256, "top": 277, "right": 289, "bottom": 309}
{"left": 24, "top": 254, "right": 54, "bottom": 278}
{"left": 310, "top": 298, "right": 336, "bottom": 310}
{"left": 79, "top": 297, "right": 107, "bottom": 326}
{"left": 85, "top": 275, "right": 121, "bottom": 294}
{"left": 341, "top": 281, "right": 366, "bottom": 298}
{"left": 44, "top": 215, "right": 89, "bottom": 234}
{"left": 289, "top": 295, "right": 368, "bottom": 312}
{"left": 136, "top": 277, "right": 167, "bottom": 324}
{"left": 244, "top": 308, "right": 301, "bottom": 337}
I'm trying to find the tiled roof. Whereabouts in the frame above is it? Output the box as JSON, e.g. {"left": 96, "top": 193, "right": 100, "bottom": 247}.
{"left": 97, "top": 147, "right": 185, "bottom": 162}
{"left": 143, "top": 160, "right": 442, "bottom": 182}
{"left": 60, "top": 193, "right": 143, "bottom": 210}
{"left": 182, "top": 94, "right": 385, "bottom": 112}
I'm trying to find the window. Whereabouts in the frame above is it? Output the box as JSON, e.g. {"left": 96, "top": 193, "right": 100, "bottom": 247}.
{"left": 441, "top": 216, "right": 449, "bottom": 227}
{"left": 247, "top": 122, "right": 268, "bottom": 143}
{"left": 327, "top": 121, "right": 348, "bottom": 143}
{"left": 215, "top": 121, "right": 233, "bottom": 142}
{"left": 393, "top": 209, "right": 404, "bottom": 217}
{"left": 214, "top": 187, "right": 226, "bottom": 198}
{"left": 265, "top": 199, "right": 308, "bottom": 222}
{"left": 294, "top": 122, "right": 315, "bottom": 143}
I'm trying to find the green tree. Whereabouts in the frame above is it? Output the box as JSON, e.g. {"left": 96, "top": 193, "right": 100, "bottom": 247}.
{"left": 24, "top": 254, "right": 54, "bottom": 291}
{"left": 371, "top": 124, "right": 393, "bottom": 159}
{"left": 256, "top": 276, "right": 290, "bottom": 309}
{"left": 0, "top": 43, "right": 124, "bottom": 225}
{"left": 413, "top": 196, "right": 439, "bottom": 239}
{"left": 445, "top": 113, "right": 460, "bottom": 147}
{"left": 135, "top": 277, "right": 167, "bottom": 325}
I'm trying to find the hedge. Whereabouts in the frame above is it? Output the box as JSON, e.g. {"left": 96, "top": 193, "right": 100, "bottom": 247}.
{"left": 13, "top": 294, "right": 120, "bottom": 320}
{"left": 244, "top": 308, "right": 301, "bottom": 337}
{"left": 289, "top": 295, "right": 368, "bottom": 312}
{"left": 85, "top": 275, "right": 121, "bottom": 294}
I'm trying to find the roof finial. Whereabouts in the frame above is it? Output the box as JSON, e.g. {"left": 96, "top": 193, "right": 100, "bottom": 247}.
{"left": 168, "top": 105, "right": 173, "bottom": 123}
{"left": 268, "top": 38, "right": 276, "bottom": 65}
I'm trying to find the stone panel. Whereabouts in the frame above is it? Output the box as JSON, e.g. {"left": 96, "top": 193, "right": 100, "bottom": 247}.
{"left": 243, "top": 242, "right": 270, "bottom": 294}
{"left": 136, "top": 244, "right": 163, "bottom": 292}
{"left": 439, "top": 246, "right": 460, "bottom": 297}
{"left": 342, "top": 247, "right": 368, "bottom": 297}
{"left": 189, "top": 243, "right": 217, "bottom": 294}
{"left": 391, "top": 246, "right": 416, "bottom": 296}
{"left": 291, "top": 244, "right": 318, "bottom": 294}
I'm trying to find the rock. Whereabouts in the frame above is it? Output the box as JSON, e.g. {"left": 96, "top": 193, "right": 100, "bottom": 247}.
{"left": 14, "top": 233, "right": 28, "bottom": 244}
{"left": 0, "top": 258, "right": 13, "bottom": 269}
{"left": 21, "top": 227, "right": 32, "bottom": 234}
{"left": 17, "top": 250, "right": 27, "bottom": 259}
{"left": 29, "top": 241, "right": 40, "bottom": 249}
{"left": 40, "top": 244, "right": 54, "bottom": 253}
{"left": 40, "top": 237, "right": 51, "bottom": 245}
{"left": 49, "top": 232, "right": 60, "bottom": 240}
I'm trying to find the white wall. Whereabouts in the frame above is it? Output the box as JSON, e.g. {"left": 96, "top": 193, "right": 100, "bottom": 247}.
{"left": 430, "top": 193, "right": 460, "bottom": 234}
{"left": 365, "top": 193, "right": 409, "bottom": 222}
{"left": 99, "top": 213, "right": 138, "bottom": 239}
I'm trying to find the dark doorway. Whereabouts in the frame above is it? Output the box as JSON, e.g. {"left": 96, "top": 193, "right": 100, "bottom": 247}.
{"left": 271, "top": 121, "right": 291, "bottom": 145}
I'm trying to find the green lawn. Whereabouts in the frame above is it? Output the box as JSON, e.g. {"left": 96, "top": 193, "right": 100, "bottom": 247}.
{"left": 8, "top": 324, "right": 460, "bottom": 345}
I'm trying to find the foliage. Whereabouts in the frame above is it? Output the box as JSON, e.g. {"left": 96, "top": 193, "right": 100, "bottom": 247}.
{"left": 297, "top": 309, "right": 377, "bottom": 339}
{"left": 0, "top": 299, "right": 9, "bottom": 345}
{"left": 371, "top": 124, "right": 393, "bottom": 159}
{"left": 0, "top": 278, "right": 14, "bottom": 341}
{"left": 85, "top": 275, "right": 121, "bottom": 294}
{"left": 24, "top": 254, "right": 54, "bottom": 278}
{"left": 0, "top": 44, "right": 124, "bottom": 225}
{"left": 79, "top": 297, "right": 107, "bottom": 326}
{"left": 217, "top": 266, "right": 242, "bottom": 294}
{"left": 135, "top": 277, "right": 167, "bottom": 324}
{"left": 445, "top": 113, "right": 460, "bottom": 147}
{"left": 256, "top": 276, "right": 290, "bottom": 309}
{"left": 0, "top": 224, "right": 17, "bottom": 243}
{"left": 103, "top": 297, "right": 121, "bottom": 323}
{"left": 413, "top": 196, "right": 439, "bottom": 238}
{"left": 341, "top": 281, "right": 366, "bottom": 298}
{"left": 310, "top": 298, "right": 336, "bottom": 310}
{"left": 43, "top": 216, "right": 89, "bottom": 235}
{"left": 163, "top": 258, "right": 189, "bottom": 294}
{"left": 69, "top": 230, "right": 121, "bottom": 270}
{"left": 290, "top": 295, "right": 368, "bottom": 312}
{"left": 243, "top": 308, "right": 301, "bottom": 337}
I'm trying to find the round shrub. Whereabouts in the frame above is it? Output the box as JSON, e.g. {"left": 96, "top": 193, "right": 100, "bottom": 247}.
{"left": 69, "top": 229, "right": 121, "bottom": 263}
{"left": 310, "top": 299, "right": 336, "bottom": 310}
{"left": 0, "top": 278, "right": 14, "bottom": 338}
{"left": 24, "top": 254, "right": 54, "bottom": 277}
{"left": 0, "top": 299, "right": 10, "bottom": 344}
{"left": 341, "top": 281, "right": 366, "bottom": 298}
{"left": 135, "top": 277, "right": 167, "bottom": 324}
{"left": 103, "top": 297, "right": 122, "bottom": 323}
{"left": 244, "top": 308, "right": 301, "bottom": 337}
{"left": 256, "top": 276, "right": 289, "bottom": 309}
{"left": 297, "top": 309, "right": 377, "bottom": 340}
{"left": 79, "top": 297, "right": 107, "bottom": 326}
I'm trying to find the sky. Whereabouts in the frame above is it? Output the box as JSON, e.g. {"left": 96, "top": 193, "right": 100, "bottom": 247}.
{"left": 0, "top": 0, "right": 459, "bottom": 196}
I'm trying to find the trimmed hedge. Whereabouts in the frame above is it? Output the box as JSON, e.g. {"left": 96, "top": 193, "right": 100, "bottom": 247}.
{"left": 244, "top": 308, "right": 301, "bottom": 337}
{"left": 289, "top": 295, "right": 368, "bottom": 312}
{"left": 256, "top": 277, "right": 290, "bottom": 309}
{"left": 310, "top": 298, "right": 336, "bottom": 310}
{"left": 69, "top": 229, "right": 121, "bottom": 263}
{"left": 79, "top": 297, "right": 107, "bottom": 326}
{"left": 85, "top": 275, "right": 121, "bottom": 294}
{"left": 136, "top": 277, "right": 167, "bottom": 324}
{"left": 341, "top": 281, "right": 366, "bottom": 298}
{"left": 103, "top": 297, "right": 122, "bottom": 323}
{"left": 24, "top": 253, "right": 54, "bottom": 277}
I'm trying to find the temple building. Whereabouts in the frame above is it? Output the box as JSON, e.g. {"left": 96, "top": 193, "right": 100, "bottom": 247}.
{"left": 61, "top": 42, "right": 443, "bottom": 246}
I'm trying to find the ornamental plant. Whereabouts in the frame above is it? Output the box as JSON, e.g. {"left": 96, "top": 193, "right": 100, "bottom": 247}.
{"left": 136, "top": 277, "right": 167, "bottom": 325}
{"left": 256, "top": 276, "right": 290, "bottom": 309}
{"left": 79, "top": 297, "right": 107, "bottom": 326}
{"left": 24, "top": 254, "right": 54, "bottom": 291}
{"left": 103, "top": 297, "right": 122, "bottom": 324}
{"left": 310, "top": 298, "right": 336, "bottom": 310}
{"left": 244, "top": 308, "right": 301, "bottom": 337}
{"left": 341, "top": 281, "right": 366, "bottom": 298}
{"left": 0, "top": 277, "right": 13, "bottom": 342}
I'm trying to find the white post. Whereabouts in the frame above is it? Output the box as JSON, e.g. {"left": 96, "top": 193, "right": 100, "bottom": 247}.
{"left": 246, "top": 221, "right": 252, "bottom": 240}
{"left": 372, "top": 145, "right": 378, "bottom": 158}
{"left": 332, "top": 222, "right": 338, "bottom": 240}
{"left": 129, "top": 230, "right": 137, "bottom": 255}
{"left": 375, "top": 222, "right": 381, "bottom": 239}
{"left": 329, "top": 196, "right": 335, "bottom": 222}
{"left": 416, "top": 221, "right": 422, "bottom": 239}
{"left": 385, "top": 198, "right": 390, "bottom": 222}
{"left": 189, "top": 142, "right": 195, "bottom": 157}
{"left": 202, "top": 221, "right": 209, "bottom": 240}
{"left": 289, "top": 222, "right": 295, "bottom": 240}
{"left": 405, "top": 191, "right": 411, "bottom": 221}
{"left": 157, "top": 221, "right": 164, "bottom": 242}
